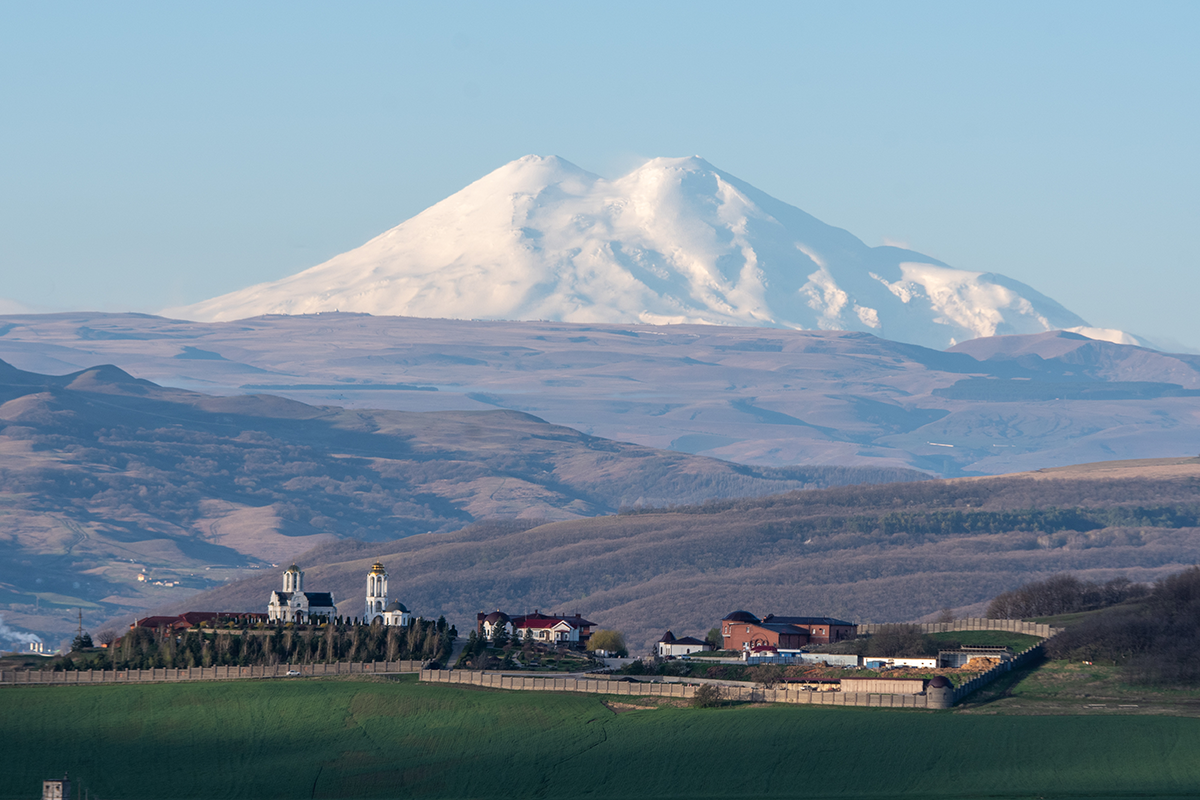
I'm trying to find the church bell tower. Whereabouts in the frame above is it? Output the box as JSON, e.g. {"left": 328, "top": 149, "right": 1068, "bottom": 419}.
{"left": 283, "top": 564, "right": 303, "bottom": 593}
{"left": 366, "top": 561, "right": 388, "bottom": 620}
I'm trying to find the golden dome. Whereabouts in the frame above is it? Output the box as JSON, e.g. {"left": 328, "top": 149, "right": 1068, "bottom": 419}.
{"left": 369, "top": 561, "right": 386, "bottom": 574}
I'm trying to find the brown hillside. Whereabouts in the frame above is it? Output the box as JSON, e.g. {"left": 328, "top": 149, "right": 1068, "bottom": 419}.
{"left": 180, "top": 458, "right": 1200, "bottom": 651}
{"left": 0, "top": 358, "right": 920, "bottom": 646}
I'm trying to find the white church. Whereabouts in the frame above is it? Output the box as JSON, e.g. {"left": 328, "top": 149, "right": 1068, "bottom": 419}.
{"left": 266, "top": 561, "right": 412, "bottom": 626}
{"left": 365, "top": 561, "right": 413, "bottom": 627}
{"left": 266, "top": 564, "right": 336, "bottom": 623}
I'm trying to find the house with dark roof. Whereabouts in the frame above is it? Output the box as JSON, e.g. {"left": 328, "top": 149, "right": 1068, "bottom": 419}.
{"left": 656, "top": 630, "right": 714, "bottom": 657}
{"left": 720, "top": 610, "right": 855, "bottom": 653}
{"left": 476, "top": 610, "right": 512, "bottom": 641}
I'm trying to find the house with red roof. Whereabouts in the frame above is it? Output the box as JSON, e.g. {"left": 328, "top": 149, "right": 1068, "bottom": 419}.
{"left": 476, "top": 610, "right": 596, "bottom": 649}
{"left": 131, "top": 611, "right": 267, "bottom": 630}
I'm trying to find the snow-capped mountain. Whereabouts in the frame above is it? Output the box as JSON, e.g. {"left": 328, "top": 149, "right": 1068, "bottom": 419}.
{"left": 168, "top": 155, "right": 1094, "bottom": 349}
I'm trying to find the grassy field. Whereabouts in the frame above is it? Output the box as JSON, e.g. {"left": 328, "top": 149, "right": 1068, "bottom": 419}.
{"left": 959, "top": 660, "right": 1200, "bottom": 717}
{"left": 4, "top": 676, "right": 1200, "bottom": 800}
{"left": 926, "top": 630, "right": 1043, "bottom": 651}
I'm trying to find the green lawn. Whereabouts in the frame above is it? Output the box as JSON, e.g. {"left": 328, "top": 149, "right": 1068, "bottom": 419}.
{"left": 926, "top": 630, "right": 1043, "bottom": 651}
{"left": 4, "top": 676, "right": 1200, "bottom": 799}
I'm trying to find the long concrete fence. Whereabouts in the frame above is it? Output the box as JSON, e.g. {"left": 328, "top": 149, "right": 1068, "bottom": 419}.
{"left": 0, "top": 659, "right": 424, "bottom": 686}
{"left": 857, "top": 618, "right": 1058, "bottom": 637}
{"left": 952, "top": 642, "right": 1045, "bottom": 703}
{"left": 419, "top": 669, "right": 939, "bottom": 709}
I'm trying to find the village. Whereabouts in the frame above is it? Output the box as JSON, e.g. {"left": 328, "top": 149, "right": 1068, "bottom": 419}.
{"left": 4, "top": 561, "right": 1050, "bottom": 710}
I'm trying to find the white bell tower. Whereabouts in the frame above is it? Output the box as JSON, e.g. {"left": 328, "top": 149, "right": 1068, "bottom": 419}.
{"left": 283, "top": 564, "right": 303, "bottom": 593}
{"left": 366, "top": 561, "right": 388, "bottom": 620}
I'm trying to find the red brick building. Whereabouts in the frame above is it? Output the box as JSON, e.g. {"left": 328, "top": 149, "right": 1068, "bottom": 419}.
{"left": 720, "top": 611, "right": 855, "bottom": 652}
{"left": 131, "top": 611, "right": 269, "bottom": 630}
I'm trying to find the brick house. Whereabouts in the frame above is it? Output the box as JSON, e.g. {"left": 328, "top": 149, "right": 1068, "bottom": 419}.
{"left": 720, "top": 610, "right": 855, "bottom": 652}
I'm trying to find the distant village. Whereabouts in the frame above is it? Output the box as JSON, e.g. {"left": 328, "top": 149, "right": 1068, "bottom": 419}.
{"left": 112, "top": 561, "right": 1014, "bottom": 673}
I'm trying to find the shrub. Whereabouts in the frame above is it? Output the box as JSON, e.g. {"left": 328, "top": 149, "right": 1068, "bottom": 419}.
{"left": 692, "top": 684, "right": 722, "bottom": 708}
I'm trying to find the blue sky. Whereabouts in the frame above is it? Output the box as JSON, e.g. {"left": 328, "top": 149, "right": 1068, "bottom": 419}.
{"left": 2, "top": 1, "right": 1198, "bottom": 349}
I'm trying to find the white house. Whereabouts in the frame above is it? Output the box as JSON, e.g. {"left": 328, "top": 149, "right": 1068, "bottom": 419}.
{"left": 477, "top": 611, "right": 512, "bottom": 641}
{"left": 657, "top": 630, "right": 714, "bottom": 657}
{"left": 267, "top": 564, "right": 336, "bottom": 623}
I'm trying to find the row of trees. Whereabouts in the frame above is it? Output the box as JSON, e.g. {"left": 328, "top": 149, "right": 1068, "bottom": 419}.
{"left": 986, "top": 573, "right": 1148, "bottom": 619}
{"left": 1046, "top": 567, "right": 1200, "bottom": 686}
{"left": 55, "top": 618, "right": 455, "bottom": 671}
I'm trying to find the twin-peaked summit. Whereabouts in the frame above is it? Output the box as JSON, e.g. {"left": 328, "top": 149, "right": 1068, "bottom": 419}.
{"left": 170, "top": 155, "right": 1090, "bottom": 349}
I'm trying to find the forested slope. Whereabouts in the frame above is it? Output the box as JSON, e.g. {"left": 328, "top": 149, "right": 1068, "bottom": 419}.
{"left": 186, "top": 458, "right": 1200, "bottom": 650}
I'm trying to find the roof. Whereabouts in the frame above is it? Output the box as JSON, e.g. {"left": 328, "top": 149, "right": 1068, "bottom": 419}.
{"left": 658, "top": 630, "right": 676, "bottom": 643}
{"left": 761, "top": 615, "right": 855, "bottom": 627}
{"left": 133, "top": 616, "right": 182, "bottom": 629}
{"left": 482, "top": 611, "right": 510, "bottom": 624}
{"left": 369, "top": 561, "right": 386, "bottom": 574}
{"left": 285, "top": 564, "right": 301, "bottom": 573}
{"left": 517, "top": 617, "right": 577, "bottom": 630}
{"left": 749, "top": 644, "right": 778, "bottom": 653}
{"left": 271, "top": 591, "right": 293, "bottom": 602}
{"left": 672, "top": 636, "right": 709, "bottom": 647}
{"left": 303, "top": 592, "right": 335, "bottom": 607}
{"left": 723, "top": 610, "right": 760, "bottom": 623}
{"left": 511, "top": 612, "right": 596, "bottom": 628}
{"left": 384, "top": 600, "right": 409, "bottom": 613}
{"left": 757, "top": 622, "right": 809, "bottom": 635}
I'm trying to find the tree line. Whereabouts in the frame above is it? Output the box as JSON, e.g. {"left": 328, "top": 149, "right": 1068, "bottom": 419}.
{"left": 986, "top": 573, "right": 1148, "bottom": 619}
{"left": 1045, "top": 567, "right": 1200, "bottom": 686}
{"left": 54, "top": 618, "right": 455, "bottom": 671}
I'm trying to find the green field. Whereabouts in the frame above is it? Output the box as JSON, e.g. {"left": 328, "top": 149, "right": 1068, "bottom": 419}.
{"left": 926, "top": 630, "right": 1043, "bottom": 651}
{"left": 959, "top": 660, "right": 1200, "bottom": 716}
{"left": 4, "top": 676, "right": 1200, "bottom": 799}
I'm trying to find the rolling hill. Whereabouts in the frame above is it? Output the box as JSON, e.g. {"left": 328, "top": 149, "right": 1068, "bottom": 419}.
{"left": 180, "top": 457, "right": 1200, "bottom": 651}
{"left": 0, "top": 357, "right": 917, "bottom": 649}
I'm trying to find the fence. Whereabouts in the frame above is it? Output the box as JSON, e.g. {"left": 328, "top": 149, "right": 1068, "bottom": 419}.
{"left": 856, "top": 618, "right": 1058, "bottom": 638}
{"left": 952, "top": 642, "right": 1045, "bottom": 703}
{"left": 0, "top": 660, "right": 425, "bottom": 686}
{"left": 419, "top": 669, "right": 937, "bottom": 709}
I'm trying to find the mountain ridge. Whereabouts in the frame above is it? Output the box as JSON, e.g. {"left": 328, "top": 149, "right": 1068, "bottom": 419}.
{"left": 2, "top": 313, "right": 1197, "bottom": 476}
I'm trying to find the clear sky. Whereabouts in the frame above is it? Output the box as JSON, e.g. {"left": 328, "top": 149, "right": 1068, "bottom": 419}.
{"left": 2, "top": 1, "right": 1197, "bottom": 349}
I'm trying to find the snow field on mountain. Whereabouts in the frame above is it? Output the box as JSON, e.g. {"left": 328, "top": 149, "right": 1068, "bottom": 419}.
{"left": 169, "top": 154, "right": 1099, "bottom": 349}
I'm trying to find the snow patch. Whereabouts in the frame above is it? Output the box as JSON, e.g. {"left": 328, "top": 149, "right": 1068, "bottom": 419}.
{"left": 1065, "top": 326, "right": 1151, "bottom": 347}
